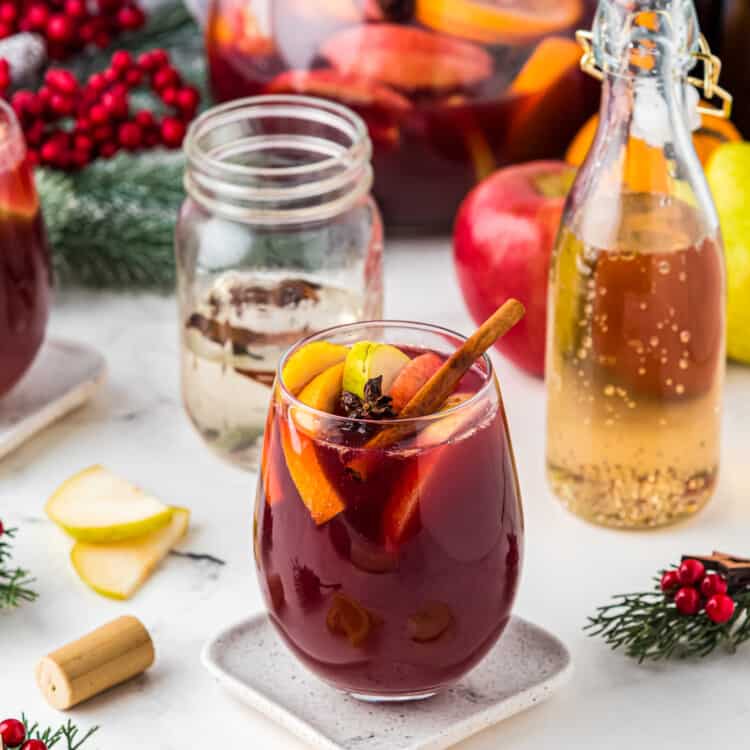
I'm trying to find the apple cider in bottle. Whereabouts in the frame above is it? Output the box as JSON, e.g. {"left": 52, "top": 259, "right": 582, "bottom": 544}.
{"left": 545, "top": 0, "right": 730, "bottom": 528}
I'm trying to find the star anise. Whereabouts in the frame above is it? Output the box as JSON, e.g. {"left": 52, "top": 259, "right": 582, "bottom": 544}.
{"left": 341, "top": 375, "right": 395, "bottom": 420}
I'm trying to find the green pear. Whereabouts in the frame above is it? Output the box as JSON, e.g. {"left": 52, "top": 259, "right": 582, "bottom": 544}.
{"left": 46, "top": 466, "right": 173, "bottom": 543}
{"left": 342, "top": 342, "right": 410, "bottom": 399}
{"left": 707, "top": 142, "right": 750, "bottom": 364}
{"left": 71, "top": 507, "right": 190, "bottom": 600}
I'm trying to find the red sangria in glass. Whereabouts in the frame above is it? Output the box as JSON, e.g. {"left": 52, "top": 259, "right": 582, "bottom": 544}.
{"left": 205, "top": 0, "right": 599, "bottom": 230}
{"left": 0, "top": 99, "right": 50, "bottom": 398}
{"left": 254, "top": 321, "right": 524, "bottom": 700}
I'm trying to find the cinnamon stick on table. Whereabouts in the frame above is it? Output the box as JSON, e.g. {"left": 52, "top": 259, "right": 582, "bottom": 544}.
{"left": 364, "top": 298, "right": 525, "bottom": 453}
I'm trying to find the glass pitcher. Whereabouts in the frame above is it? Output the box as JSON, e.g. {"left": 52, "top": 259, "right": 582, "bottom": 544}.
{"left": 204, "top": 0, "right": 600, "bottom": 231}
{"left": 545, "top": 0, "right": 728, "bottom": 529}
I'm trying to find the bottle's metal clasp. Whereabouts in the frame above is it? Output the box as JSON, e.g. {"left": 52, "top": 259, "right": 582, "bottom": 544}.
{"left": 575, "top": 22, "right": 732, "bottom": 120}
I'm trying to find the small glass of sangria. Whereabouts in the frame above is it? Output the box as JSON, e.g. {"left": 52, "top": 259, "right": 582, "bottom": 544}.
{"left": 0, "top": 98, "right": 51, "bottom": 398}
{"left": 254, "top": 315, "right": 524, "bottom": 700}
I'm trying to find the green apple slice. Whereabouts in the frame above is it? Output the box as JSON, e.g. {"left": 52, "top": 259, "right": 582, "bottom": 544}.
{"left": 46, "top": 466, "right": 174, "bottom": 543}
{"left": 342, "top": 342, "right": 410, "bottom": 399}
{"left": 70, "top": 506, "right": 190, "bottom": 600}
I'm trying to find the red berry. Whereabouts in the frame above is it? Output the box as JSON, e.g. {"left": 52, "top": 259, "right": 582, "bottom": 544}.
{"left": 74, "top": 133, "right": 93, "bottom": 151}
{"left": 93, "top": 30, "right": 111, "bottom": 49}
{"left": 75, "top": 116, "right": 91, "bottom": 132}
{"left": 152, "top": 65, "right": 180, "bottom": 91}
{"left": 21, "top": 741, "right": 48, "bottom": 750}
{"left": 50, "top": 93, "right": 75, "bottom": 116}
{"left": 89, "top": 104, "right": 109, "bottom": 124}
{"left": 92, "top": 123, "right": 113, "bottom": 142}
{"left": 678, "top": 558, "right": 705, "bottom": 586}
{"left": 111, "top": 50, "right": 132, "bottom": 71}
{"left": 26, "top": 149, "right": 40, "bottom": 167}
{"left": 79, "top": 20, "right": 97, "bottom": 43}
{"left": 176, "top": 86, "right": 199, "bottom": 115}
{"left": 144, "top": 129, "right": 159, "bottom": 147}
{"left": 102, "top": 91, "right": 128, "bottom": 119}
{"left": 160, "top": 86, "right": 178, "bottom": 106}
{"left": 124, "top": 67, "right": 142, "bottom": 86}
{"left": 160, "top": 116, "right": 185, "bottom": 147}
{"left": 45, "top": 68, "right": 78, "bottom": 95}
{"left": 674, "top": 586, "right": 701, "bottom": 615}
{"left": 97, "top": 0, "right": 122, "bottom": 12}
{"left": 24, "top": 120, "right": 45, "bottom": 145}
{"left": 0, "top": 3, "right": 17, "bottom": 24}
{"left": 0, "top": 520, "right": 4, "bottom": 535}
{"left": 46, "top": 14, "right": 74, "bottom": 43}
{"left": 0, "top": 59, "right": 10, "bottom": 90}
{"left": 705, "top": 593, "right": 735, "bottom": 624}
{"left": 87, "top": 72, "right": 107, "bottom": 92}
{"left": 0, "top": 21, "right": 13, "bottom": 38}
{"left": 134, "top": 109, "right": 154, "bottom": 128}
{"left": 98, "top": 140, "right": 118, "bottom": 158}
{"left": 0, "top": 718, "right": 26, "bottom": 747}
{"left": 660, "top": 570, "right": 680, "bottom": 594}
{"left": 117, "top": 121, "right": 141, "bottom": 149}
{"left": 116, "top": 4, "right": 144, "bottom": 29}
{"left": 64, "top": 0, "right": 87, "bottom": 18}
{"left": 24, "top": 3, "right": 49, "bottom": 30}
{"left": 700, "top": 573, "right": 728, "bottom": 598}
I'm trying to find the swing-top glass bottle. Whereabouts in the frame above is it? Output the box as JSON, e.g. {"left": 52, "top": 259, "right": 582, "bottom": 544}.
{"left": 546, "top": 0, "right": 730, "bottom": 528}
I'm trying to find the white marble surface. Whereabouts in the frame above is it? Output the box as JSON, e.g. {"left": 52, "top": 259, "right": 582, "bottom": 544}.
{"left": 2, "top": 237, "right": 750, "bottom": 749}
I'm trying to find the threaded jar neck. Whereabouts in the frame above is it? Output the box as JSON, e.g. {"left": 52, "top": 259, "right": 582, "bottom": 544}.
{"left": 183, "top": 95, "right": 373, "bottom": 225}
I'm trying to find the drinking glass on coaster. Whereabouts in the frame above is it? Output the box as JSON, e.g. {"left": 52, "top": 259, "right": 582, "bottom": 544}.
{"left": 176, "top": 96, "right": 383, "bottom": 471}
{"left": 254, "top": 320, "right": 524, "bottom": 701}
{"left": 0, "top": 97, "right": 51, "bottom": 399}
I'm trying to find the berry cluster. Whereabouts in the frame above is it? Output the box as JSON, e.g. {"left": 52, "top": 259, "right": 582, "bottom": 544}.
{"left": 0, "top": 0, "right": 145, "bottom": 60}
{"left": 7, "top": 48, "right": 198, "bottom": 169}
{"left": 661, "top": 558, "right": 736, "bottom": 624}
{"left": 0, "top": 719, "right": 43, "bottom": 750}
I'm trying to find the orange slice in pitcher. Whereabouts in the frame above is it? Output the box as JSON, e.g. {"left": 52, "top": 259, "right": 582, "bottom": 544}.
{"left": 326, "top": 592, "right": 376, "bottom": 646}
{"left": 415, "top": 0, "right": 583, "bottom": 45}
{"left": 321, "top": 24, "right": 493, "bottom": 91}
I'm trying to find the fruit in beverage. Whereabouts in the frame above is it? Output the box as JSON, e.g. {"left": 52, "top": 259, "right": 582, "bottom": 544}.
{"left": 46, "top": 466, "right": 173, "bottom": 543}
{"left": 388, "top": 351, "right": 443, "bottom": 412}
{"left": 298, "top": 362, "right": 345, "bottom": 413}
{"left": 454, "top": 161, "right": 574, "bottom": 376}
{"left": 321, "top": 24, "right": 492, "bottom": 92}
{"left": 408, "top": 601, "right": 453, "bottom": 641}
{"left": 281, "top": 341, "right": 349, "bottom": 394}
{"left": 70, "top": 507, "right": 190, "bottom": 600}
{"left": 415, "top": 0, "right": 582, "bottom": 44}
{"left": 567, "top": 110, "right": 742, "bottom": 168}
{"left": 266, "top": 70, "right": 411, "bottom": 113}
{"left": 326, "top": 592, "right": 376, "bottom": 646}
{"left": 279, "top": 418, "right": 345, "bottom": 525}
{"left": 706, "top": 142, "right": 750, "bottom": 364}
{"left": 342, "top": 342, "right": 410, "bottom": 399}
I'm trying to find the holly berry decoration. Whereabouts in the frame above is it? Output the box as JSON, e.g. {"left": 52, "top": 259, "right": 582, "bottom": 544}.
{"left": 0, "top": 716, "right": 98, "bottom": 750}
{"left": 4, "top": 48, "right": 199, "bottom": 170}
{"left": 587, "top": 552, "right": 750, "bottom": 661}
{"left": 0, "top": 0, "right": 146, "bottom": 61}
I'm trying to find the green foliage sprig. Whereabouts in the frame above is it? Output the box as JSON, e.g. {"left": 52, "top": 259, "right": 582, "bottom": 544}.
{"left": 22, "top": 715, "right": 99, "bottom": 749}
{"left": 0, "top": 526, "right": 37, "bottom": 610}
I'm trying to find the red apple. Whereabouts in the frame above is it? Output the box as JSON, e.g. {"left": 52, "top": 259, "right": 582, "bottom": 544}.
{"left": 453, "top": 160, "right": 575, "bottom": 377}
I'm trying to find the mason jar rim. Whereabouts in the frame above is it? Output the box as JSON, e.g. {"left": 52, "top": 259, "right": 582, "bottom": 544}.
{"left": 276, "top": 320, "right": 495, "bottom": 427}
{"left": 183, "top": 95, "right": 374, "bottom": 225}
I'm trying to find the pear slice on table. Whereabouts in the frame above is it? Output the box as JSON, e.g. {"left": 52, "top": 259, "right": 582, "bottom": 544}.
{"left": 71, "top": 507, "right": 190, "bottom": 600}
{"left": 342, "top": 342, "right": 410, "bottom": 399}
{"left": 46, "top": 466, "right": 173, "bottom": 543}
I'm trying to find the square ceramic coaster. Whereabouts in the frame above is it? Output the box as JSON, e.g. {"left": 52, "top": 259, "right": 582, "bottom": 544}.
{"left": 0, "top": 339, "right": 106, "bottom": 460}
{"left": 202, "top": 613, "right": 572, "bottom": 750}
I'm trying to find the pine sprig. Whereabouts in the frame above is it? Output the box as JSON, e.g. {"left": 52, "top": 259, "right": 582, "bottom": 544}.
{"left": 0, "top": 527, "right": 37, "bottom": 610}
{"left": 22, "top": 715, "right": 99, "bottom": 749}
{"left": 586, "top": 574, "right": 750, "bottom": 662}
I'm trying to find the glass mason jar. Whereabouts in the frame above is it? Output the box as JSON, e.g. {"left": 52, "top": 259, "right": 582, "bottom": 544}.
{"left": 255, "top": 320, "right": 523, "bottom": 700}
{"left": 0, "top": 98, "right": 51, "bottom": 398}
{"left": 176, "top": 95, "right": 383, "bottom": 471}
{"left": 546, "top": 0, "right": 727, "bottom": 528}
{"left": 204, "top": 0, "right": 600, "bottom": 231}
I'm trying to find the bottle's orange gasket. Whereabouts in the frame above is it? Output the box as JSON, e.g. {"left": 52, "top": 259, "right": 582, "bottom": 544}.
{"left": 415, "top": 0, "right": 583, "bottom": 45}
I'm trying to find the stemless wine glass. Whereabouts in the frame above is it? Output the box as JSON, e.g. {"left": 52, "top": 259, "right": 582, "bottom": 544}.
{"left": 0, "top": 98, "right": 51, "bottom": 398}
{"left": 254, "top": 320, "right": 524, "bottom": 701}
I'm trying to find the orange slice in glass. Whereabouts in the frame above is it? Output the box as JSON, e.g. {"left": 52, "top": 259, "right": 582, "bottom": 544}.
{"left": 416, "top": 0, "right": 583, "bottom": 45}
{"left": 326, "top": 592, "right": 373, "bottom": 646}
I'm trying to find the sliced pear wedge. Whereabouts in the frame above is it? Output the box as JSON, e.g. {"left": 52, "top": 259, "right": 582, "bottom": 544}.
{"left": 46, "top": 466, "right": 173, "bottom": 543}
{"left": 342, "top": 342, "right": 410, "bottom": 399}
{"left": 71, "top": 507, "right": 190, "bottom": 600}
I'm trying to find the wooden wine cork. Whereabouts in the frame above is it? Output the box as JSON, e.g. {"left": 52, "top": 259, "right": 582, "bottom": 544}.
{"left": 35, "top": 615, "right": 155, "bottom": 710}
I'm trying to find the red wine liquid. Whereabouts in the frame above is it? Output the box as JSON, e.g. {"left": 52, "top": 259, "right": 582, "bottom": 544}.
{"left": 255, "top": 352, "right": 523, "bottom": 697}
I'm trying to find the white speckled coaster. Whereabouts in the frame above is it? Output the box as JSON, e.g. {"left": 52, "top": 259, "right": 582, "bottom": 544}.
{"left": 202, "top": 613, "right": 572, "bottom": 750}
{"left": 0, "top": 339, "right": 106, "bottom": 460}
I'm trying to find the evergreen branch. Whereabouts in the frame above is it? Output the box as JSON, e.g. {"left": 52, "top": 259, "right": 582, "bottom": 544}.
{"left": 22, "top": 715, "right": 99, "bottom": 750}
{"left": 586, "top": 575, "right": 750, "bottom": 662}
{"left": 0, "top": 527, "right": 38, "bottom": 610}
